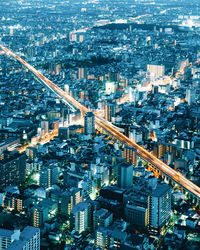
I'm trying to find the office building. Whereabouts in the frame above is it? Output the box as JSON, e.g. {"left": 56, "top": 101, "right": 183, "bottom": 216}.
{"left": 186, "top": 87, "right": 196, "bottom": 105}
{"left": 26, "top": 147, "right": 37, "bottom": 161}
{"left": 105, "top": 81, "right": 117, "bottom": 95}
{"left": 117, "top": 162, "right": 133, "bottom": 189}
{"left": 0, "top": 151, "right": 26, "bottom": 189}
{"left": 84, "top": 112, "right": 95, "bottom": 135}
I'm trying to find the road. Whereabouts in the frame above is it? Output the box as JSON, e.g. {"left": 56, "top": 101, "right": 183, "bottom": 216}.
{"left": 1, "top": 44, "right": 200, "bottom": 200}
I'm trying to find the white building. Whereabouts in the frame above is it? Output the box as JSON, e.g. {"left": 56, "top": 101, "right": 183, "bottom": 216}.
{"left": 7, "top": 226, "right": 40, "bottom": 250}
{"left": 0, "top": 229, "right": 20, "bottom": 250}
{"left": 70, "top": 202, "right": 91, "bottom": 233}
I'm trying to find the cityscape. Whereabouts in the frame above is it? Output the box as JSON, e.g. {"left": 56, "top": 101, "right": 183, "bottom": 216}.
{"left": 0, "top": 0, "right": 200, "bottom": 249}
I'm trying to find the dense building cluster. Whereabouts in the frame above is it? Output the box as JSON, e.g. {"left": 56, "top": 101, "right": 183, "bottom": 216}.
{"left": 0, "top": 0, "right": 200, "bottom": 249}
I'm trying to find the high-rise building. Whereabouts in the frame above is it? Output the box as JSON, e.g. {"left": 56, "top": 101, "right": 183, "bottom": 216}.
{"left": 108, "top": 72, "right": 120, "bottom": 83}
{"left": 105, "top": 81, "right": 117, "bottom": 95}
{"left": 104, "top": 102, "right": 116, "bottom": 122}
{"left": 84, "top": 112, "right": 95, "bottom": 135}
{"left": 122, "top": 146, "right": 137, "bottom": 165}
{"left": 7, "top": 226, "right": 40, "bottom": 250}
{"left": 186, "top": 87, "right": 196, "bottom": 105}
{"left": 95, "top": 224, "right": 127, "bottom": 249}
{"left": 78, "top": 179, "right": 93, "bottom": 199}
{"left": 147, "top": 64, "right": 165, "bottom": 80}
{"left": 31, "top": 205, "right": 48, "bottom": 228}
{"left": 70, "top": 202, "right": 91, "bottom": 233}
{"left": 3, "top": 193, "right": 25, "bottom": 212}
{"left": 78, "top": 67, "right": 87, "bottom": 81}
{"left": 61, "top": 188, "right": 82, "bottom": 215}
{"left": 95, "top": 227, "right": 112, "bottom": 249}
{"left": 26, "top": 147, "right": 37, "bottom": 161}
{"left": 148, "top": 182, "right": 172, "bottom": 231}
{"left": 59, "top": 127, "right": 69, "bottom": 140}
{"left": 0, "top": 229, "right": 20, "bottom": 250}
{"left": 123, "top": 177, "right": 172, "bottom": 232}
{"left": 117, "top": 162, "right": 133, "bottom": 189}
{"left": 41, "top": 120, "right": 49, "bottom": 135}
{"left": 39, "top": 165, "right": 59, "bottom": 189}
{"left": 0, "top": 151, "right": 26, "bottom": 189}
{"left": 93, "top": 208, "right": 113, "bottom": 230}
{"left": 124, "top": 203, "right": 148, "bottom": 228}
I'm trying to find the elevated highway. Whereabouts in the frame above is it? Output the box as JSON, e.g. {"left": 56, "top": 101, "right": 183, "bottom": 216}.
{"left": 1, "top": 44, "right": 200, "bottom": 201}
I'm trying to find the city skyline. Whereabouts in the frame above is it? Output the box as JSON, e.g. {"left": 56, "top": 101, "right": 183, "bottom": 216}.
{"left": 0, "top": 0, "right": 200, "bottom": 249}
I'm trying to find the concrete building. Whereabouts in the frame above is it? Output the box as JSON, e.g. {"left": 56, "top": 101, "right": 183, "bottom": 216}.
{"left": 93, "top": 208, "right": 113, "bottom": 230}
{"left": 0, "top": 229, "right": 20, "bottom": 250}
{"left": 31, "top": 205, "right": 48, "bottom": 228}
{"left": 0, "top": 151, "right": 26, "bottom": 189}
{"left": 39, "top": 165, "right": 59, "bottom": 189}
{"left": 117, "top": 162, "right": 133, "bottom": 189}
{"left": 148, "top": 180, "right": 172, "bottom": 231}
{"left": 70, "top": 202, "right": 91, "bottom": 233}
{"left": 84, "top": 112, "right": 95, "bottom": 135}
{"left": 147, "top": 64, "right": 165, "bottom": 80}
{"left": 7, "top": 226, "right": 40, "bottom": 250}
{"left": 124, "top": 203, "right": 148, "bottom": 228}
{"left": 122, "top": 146, "right": 137, "bottom": 165}
{"left": 61, "top": 188, "right": 82, "bottom": 215}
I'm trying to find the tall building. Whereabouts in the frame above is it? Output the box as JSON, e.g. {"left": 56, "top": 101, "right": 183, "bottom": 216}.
{"left": 108, "top": 72, "right": 120, "bottom": 83}
{"left": 70, "top": 202, "right": 91, "bottom": 233}
{"left": 59, "top": 127, "right": 69, "bottom": 140}
{"left": 0, "top": 229, "right": 20, "bottom": 250}
{"left": 39, "top": 165, "right": 58, "bottom": 189}
{"left": 78, "top": 67, "right": 87, "bottom": 81}
{"left": 147, "top": 64, "right": 165, "bottom": 80}
{"left": 117, "top": 162, "right": 133, "bottom": 189}
{"left": 93, "top": 208, "right": 113, "bottom": 230}
{"left": 122, "top": 146, "right": 137, "bottom": 165}
{"left": 104, "top": 102, "right": 116, "bottom": 122}
{"left": 7, "top": 226, "right": 40, "bottom": 250}
{"left": 186, "top": 87, "right": 196, "bottom": 105}
{"left": 0, "top": 151, "right": 26, "bottom": 189}
{"left": 31, "top": 205, "right": 48, "bottom": 228}
{"left": 41, "top": 120, "right": 49, "bottom": 135}
{"left": 95, "top": 224, "right": 127, "bottom": 249}
{"left": 148, "top": 182, "right": 172, "bottom": 231}
{"left": 26, "top": 147, "right": 37, "bottom": 161}
{"left": 84, "top": 112, "right": 95, "bottom": 135}
{"left": 95, "top": 227, "right": 112, "bottom": 249}
{"left": 105, "top": 81, "right": 117, "bottom": 95}
{"left": 124, "top": 203, "right": 148, "bottom": 228}
{"left": 61, "top": 188, "right": 82, "bottom": 215}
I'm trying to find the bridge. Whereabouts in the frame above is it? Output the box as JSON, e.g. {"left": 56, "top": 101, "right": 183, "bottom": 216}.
{"left": 1, "top": 44, "right": 200, "bottom": 201}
